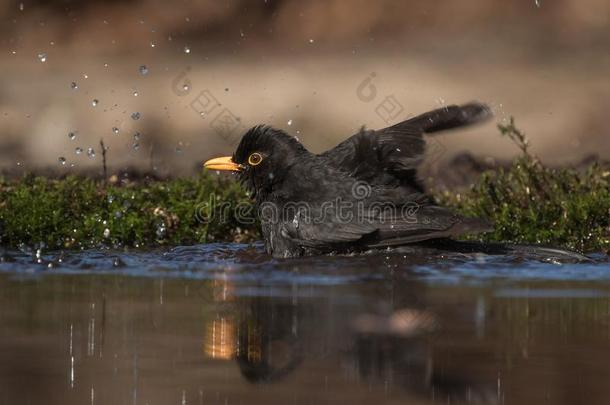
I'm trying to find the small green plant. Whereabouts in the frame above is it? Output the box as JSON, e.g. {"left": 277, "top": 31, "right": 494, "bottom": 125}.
{"left": 0, "top": 173, "right": 259, "bottom": 250}
{"left": 442, "top": 118, "right": 610, "bottom": 253}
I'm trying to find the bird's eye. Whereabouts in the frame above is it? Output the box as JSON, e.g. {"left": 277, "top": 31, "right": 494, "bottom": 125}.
{"left": 248, "top": 152, "right": 263, "bottom": 166}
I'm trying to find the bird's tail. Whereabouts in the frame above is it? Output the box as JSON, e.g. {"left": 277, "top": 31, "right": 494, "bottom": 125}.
{"left": 418, "top": 239, "right": 593, "bottom": 263}
{"left": 406, "top": 102, "right": 493, "bottom": 134}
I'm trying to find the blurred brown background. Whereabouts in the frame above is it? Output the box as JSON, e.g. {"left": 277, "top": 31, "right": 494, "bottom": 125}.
{"left": 1, "top": 0, "right": 609, "bottom": 177}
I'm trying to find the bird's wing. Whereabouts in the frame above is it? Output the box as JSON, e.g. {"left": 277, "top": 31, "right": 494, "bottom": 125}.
{"left": 278, "top": 205, "right": 377, "bottom": 247}
{"left": 279, "top": 201, "right": 491, "bottom": 250}
{"left": 319, "top": 102, "right": 492, "bottom": 185}
{"left": 363, "top": 206, "right": 492, "bottom": 248}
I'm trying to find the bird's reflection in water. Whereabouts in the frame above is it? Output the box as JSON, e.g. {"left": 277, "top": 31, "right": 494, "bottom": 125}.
{"left": 202, "top": 277, "right": 497, "bottom": 404}
{"left": 204, "top": 278, "right": 236, "bottom": 360}
{"left": 203, "top": 278, "right": 304, "bottom": 382}
{"left": 204, "top": 315, "right": 236, "bottom": 360}
{"left": 235, "top": 296, "right": 304, "bottom": 383}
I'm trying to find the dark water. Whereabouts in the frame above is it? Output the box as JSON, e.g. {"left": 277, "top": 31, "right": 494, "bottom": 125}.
{"left": 1, "top": 244, "right": 610, "bottom": 405}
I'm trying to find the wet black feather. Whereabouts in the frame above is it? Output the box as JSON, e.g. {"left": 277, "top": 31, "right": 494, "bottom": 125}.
{"left": 230, "top": 102, "right": 493, "bottom": 258}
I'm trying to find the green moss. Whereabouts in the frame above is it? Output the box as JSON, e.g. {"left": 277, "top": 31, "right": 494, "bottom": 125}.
{"left": 441, "top": 118, "right": 610, "bottom": 253}
{"left": 0, "top": 173, "right": 259, "bottom": 249}
{"left": 1, "top": 118, "right": 609, "bottom": 252}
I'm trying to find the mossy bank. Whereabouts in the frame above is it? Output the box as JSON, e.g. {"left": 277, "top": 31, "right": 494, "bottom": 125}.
{"left": 1, "top": 120, "right": 609, "bottom": 253}
{"left": 441, "top": 118, "right": 610, "bottom": 253}
{"left": 0, "top": 173, "right": 259, "bottom": 250}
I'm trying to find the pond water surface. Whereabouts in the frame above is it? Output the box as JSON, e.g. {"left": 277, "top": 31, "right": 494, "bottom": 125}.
{"left": 1, "top": 243, "right": 609, "bottom": 405}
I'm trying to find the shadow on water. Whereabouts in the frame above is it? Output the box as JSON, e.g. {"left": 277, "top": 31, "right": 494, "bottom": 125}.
{"left": 0, "top": 243, "right": 610, "bottom": 404}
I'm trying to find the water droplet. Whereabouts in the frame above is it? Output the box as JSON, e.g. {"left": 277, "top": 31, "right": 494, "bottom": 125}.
{"left": 70, "top": 82, "right": 78, "bottom": 90}
{"left": 133, "top": 142, "right": 140, "bottom": 151}
{"left": 133, "top": 90, "right": 139, "bottom": 97}
{"left": 139, "top": 65, "right": 149, "bottom": 75}
{"left": 131, "top": 112, "right": 141, "bottom": 120}
{"left": 19, "top": 2, "right": 24, "bottom": 11}
{"left": 75, "top": 147, "right": 83, "bottom": 155}
{"left": 287, "top": 119, "right": 293, "bottom": 126}
{"left": 535, "top": 0, "right": 541, "bottom": 7}
{"left": 38, "top": 53, "right": 47, "bottom": 63}
{"left": 150, "top": 41, "right": 156, "bottom": 48}
{"left": 103, "top": 63, "right": 109, "bottom": 68}
{"left": 112, "top": 127, "right": 119, "bottom": 135}
{"left": 182, "top": 84, "right": 189, "bottom": 91}
{"left": 156, "top": 223, "right": 167, "bottom": 239}
{"left": 308, "top": 39, "right": 314, "bottom": 44}
{"left": 92, "top": 99, "right": 99, "bottom": 107}
{"left": 184, "top": 46, "right": 190, "bottom": 54}
{"left": 68, "top": 131, "right": 77, "bottom": 140}
{"left": 87, "top": 147, "right": 95, "bottom": 158}
{"left": 58, "top": 156, "right": 66, "bottom": 165}
{"left": 133, "top": 132, "right": 141, "bottom": 141}
{"left": 103, "top": 228, "right": 110, "bottom": 238}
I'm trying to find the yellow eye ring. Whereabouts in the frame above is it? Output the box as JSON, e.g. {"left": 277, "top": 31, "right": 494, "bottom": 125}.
{"left": 248, "top": 152, "right": 263, "bottom": 166}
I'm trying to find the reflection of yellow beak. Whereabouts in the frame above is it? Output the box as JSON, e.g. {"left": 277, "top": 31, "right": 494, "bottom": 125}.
{"left": 203, "top": 156, "right": 243, "bottom": 172}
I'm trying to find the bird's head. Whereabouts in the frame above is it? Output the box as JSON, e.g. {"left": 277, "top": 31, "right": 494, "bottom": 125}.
{"left": 204, "top": 125, "right": 308, "bottom": 199}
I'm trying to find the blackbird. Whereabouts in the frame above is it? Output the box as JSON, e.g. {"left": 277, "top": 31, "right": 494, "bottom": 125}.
{"left": 204, "top": 102, "right": 493, "bottom": 258}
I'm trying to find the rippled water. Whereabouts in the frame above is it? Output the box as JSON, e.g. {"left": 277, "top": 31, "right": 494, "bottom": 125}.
{"left": 1, "top": 243, "right": 609, "bottom": 404}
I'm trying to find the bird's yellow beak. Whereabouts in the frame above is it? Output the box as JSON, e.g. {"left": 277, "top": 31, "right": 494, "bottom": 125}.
{"left": 203, "top": 156, "right": 243, "bottom": 172}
